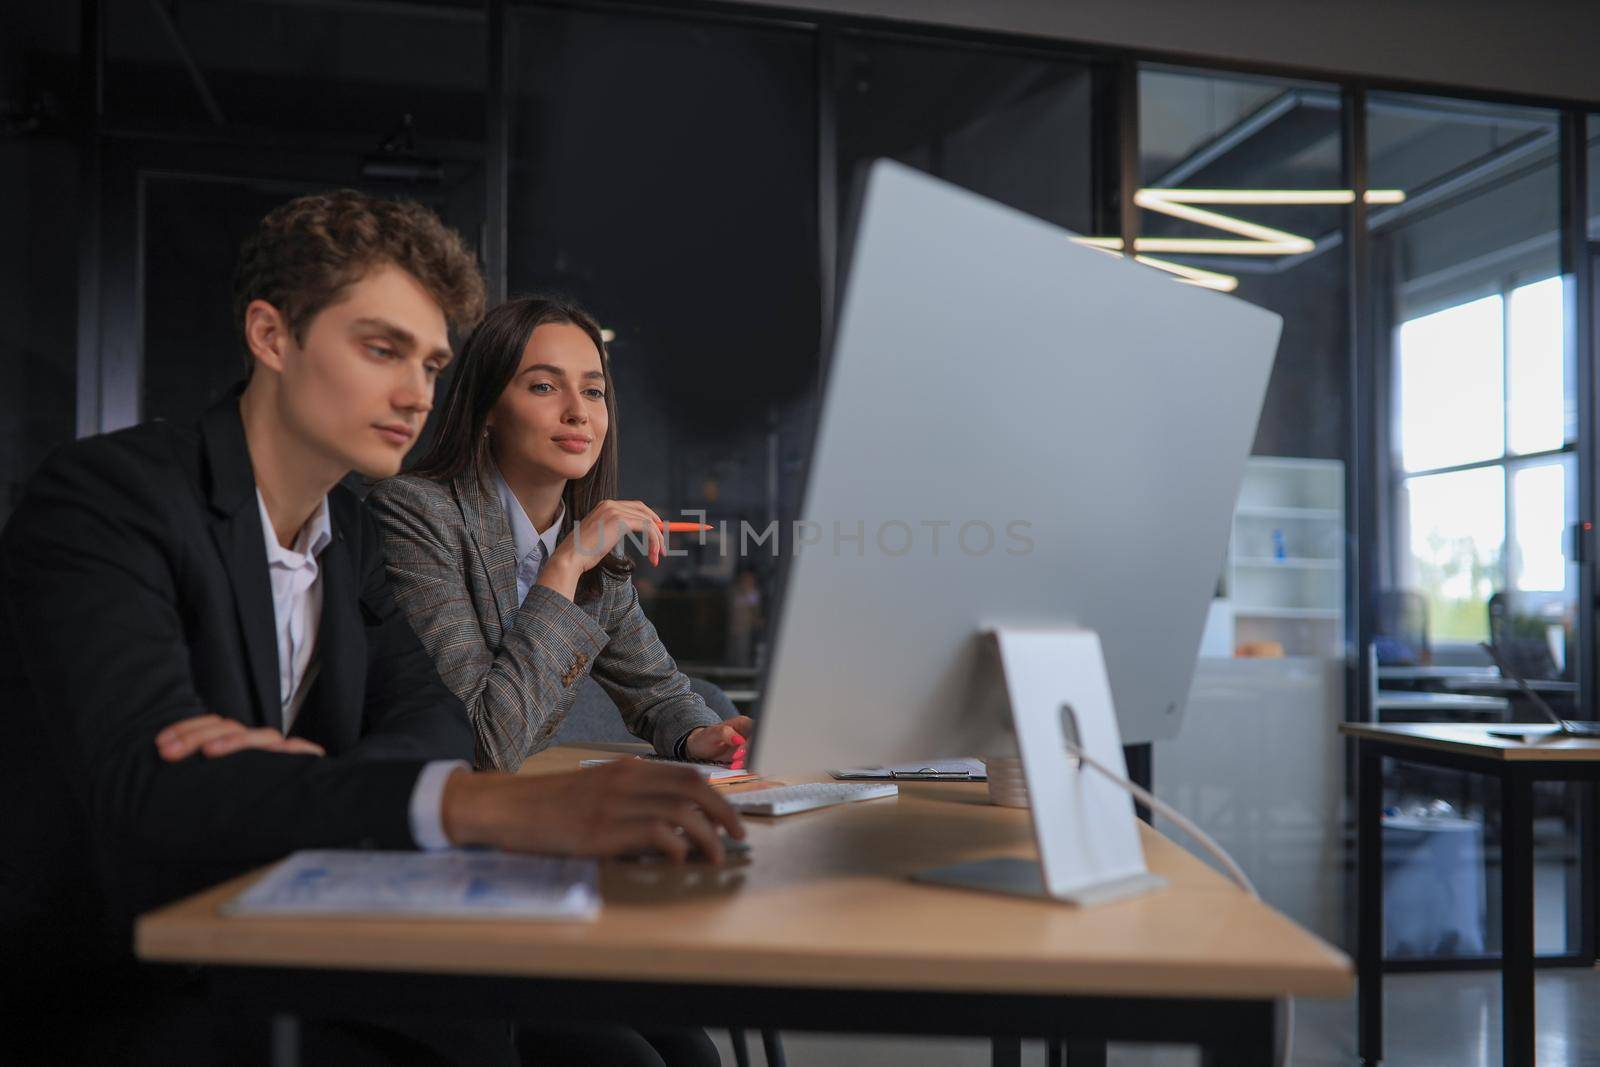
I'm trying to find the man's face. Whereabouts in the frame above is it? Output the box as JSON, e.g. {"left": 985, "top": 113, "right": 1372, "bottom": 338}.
{"left": 270, "top": 262, "right": 452, "bottom": 479}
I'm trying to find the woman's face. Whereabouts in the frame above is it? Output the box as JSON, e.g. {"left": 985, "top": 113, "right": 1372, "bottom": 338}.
{"left": 487, "top": 322, "right": 609, "bottom": 484}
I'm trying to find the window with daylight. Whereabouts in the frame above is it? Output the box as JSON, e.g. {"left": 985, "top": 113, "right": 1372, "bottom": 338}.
{"left": 1373, "top": 91, "right": 1571, "bottom": 661}
{"left": 1394, "top": 276, "right": 1572, "bottom": 646}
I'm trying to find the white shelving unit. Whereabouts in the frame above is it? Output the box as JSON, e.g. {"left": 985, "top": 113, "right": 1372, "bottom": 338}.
{"left": 1214, "top": 457, "right": 1345, "bottom": 657}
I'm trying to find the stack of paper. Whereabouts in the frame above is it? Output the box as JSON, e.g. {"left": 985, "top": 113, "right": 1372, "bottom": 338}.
{"left": 580, "top": 756, "right": 759, "bottom": 785}
{"left": 226, "top": 850, "right": 601, "bottom": 920}
{"left": 830, "top": 758, "right": 988, "bottom": 781}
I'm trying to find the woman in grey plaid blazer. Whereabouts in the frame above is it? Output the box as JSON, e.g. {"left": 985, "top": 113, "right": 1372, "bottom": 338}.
{"left": 367, "top": 295, "right": 753, "bottom": 774}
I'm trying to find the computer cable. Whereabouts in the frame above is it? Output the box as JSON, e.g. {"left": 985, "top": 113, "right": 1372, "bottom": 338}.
{"left": 1059, "top": 738, "right": 1295, "bottom": 1067}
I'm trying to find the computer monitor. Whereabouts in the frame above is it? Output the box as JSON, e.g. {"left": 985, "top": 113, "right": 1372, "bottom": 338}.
{"left": 749, "top": 160, "right": 1282, "bottom": 777}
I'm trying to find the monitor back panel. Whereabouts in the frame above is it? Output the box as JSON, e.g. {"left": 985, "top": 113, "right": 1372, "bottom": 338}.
{"left": 753, "top": 160, "right": 1282, "bottom": 773}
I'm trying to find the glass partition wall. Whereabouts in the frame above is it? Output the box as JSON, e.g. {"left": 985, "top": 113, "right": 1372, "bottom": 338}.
{"left": 1140, "top": 68, "right": 1350, "bottom": 660}
{"left": 506, "top": 7, "right": 820, "bottom": 676}
{"left": 1372, "top": 97, "right": 1572, "bottom": 666}
{"left": 1365, "top": 95, "right": 1590, "bottom": 962}
{"left": 503, "top": 9, "right": 1108, "bottom": 680}
{"left": 833, "top": 32, "right": 1098, "bottom": 236}
{"left": 1137, "top": 67, "right": 1352, "bottom": 947}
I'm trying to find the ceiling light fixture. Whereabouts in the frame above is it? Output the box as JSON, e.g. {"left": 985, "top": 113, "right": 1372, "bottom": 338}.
{"left": 1073, "top": 188, "right": 1406, "bottom": 290}
{"left": 1134, "top": 255, "right": 1240, "bottom": 293}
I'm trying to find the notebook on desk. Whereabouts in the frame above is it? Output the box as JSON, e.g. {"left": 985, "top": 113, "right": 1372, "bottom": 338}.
{"left": 226, "top": 850, "right": 601, "bottom": 920}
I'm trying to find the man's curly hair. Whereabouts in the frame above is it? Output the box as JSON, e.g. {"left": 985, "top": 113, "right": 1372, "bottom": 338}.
{"left": 233, "top": 190, "right": 485, "bottom": 365}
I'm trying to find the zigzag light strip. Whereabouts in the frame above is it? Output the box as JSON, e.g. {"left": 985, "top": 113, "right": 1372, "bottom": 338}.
{"left": 1071, "top": 188, "right": 1406, "bottom": 289}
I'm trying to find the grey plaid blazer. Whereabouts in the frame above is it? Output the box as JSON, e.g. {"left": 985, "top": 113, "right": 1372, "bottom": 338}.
{"left": 366, "top": 470, "right": 722, "bottom": 771}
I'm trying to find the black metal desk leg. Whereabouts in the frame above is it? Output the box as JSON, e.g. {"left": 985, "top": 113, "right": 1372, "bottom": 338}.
{"left": 1200, "top": 1006, "right": 1275, "bottom": 1067}
{"left": 269, "top": 1013, "right": 300, "bottom": 1067}
{"left": 1357, "top": 744, "right": 1383, "bottom": 1066}
{"left": 991, "top": 1037, "right": 1021, "bottom": 1067}
{"left": 1062, "top": 1036, "right": 1113, "bottom": 1062}
{"left": 1065, "top": 1039, "right": 1107, "bottom": 1065}
{"left": 1502, "top": 771, "right": 1536, "bottom": 1067}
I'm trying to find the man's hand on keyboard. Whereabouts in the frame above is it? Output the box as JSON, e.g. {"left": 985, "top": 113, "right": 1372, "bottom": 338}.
{"left": 441, "top": 759, "right": 746, "bottom": 864}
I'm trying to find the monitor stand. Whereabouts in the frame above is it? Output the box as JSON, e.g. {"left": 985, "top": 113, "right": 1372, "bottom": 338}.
{"left": 912, "top": 627, "right": 1167, "bottom": 906}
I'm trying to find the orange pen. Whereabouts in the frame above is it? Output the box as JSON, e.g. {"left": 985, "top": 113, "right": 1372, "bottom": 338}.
{"left": 656, "top": 521, "right": 714, "bottom": 533}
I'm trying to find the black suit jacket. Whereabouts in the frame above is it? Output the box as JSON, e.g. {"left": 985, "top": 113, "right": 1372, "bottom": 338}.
{"left": 0, "top": 393, "right": 475, "bottom": 986}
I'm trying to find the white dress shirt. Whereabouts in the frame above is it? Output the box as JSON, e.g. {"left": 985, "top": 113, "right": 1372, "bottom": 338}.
{"left": 492, "top": 461, "right": 564, "bottom": 603}
{"left": 255, "top": 490, "right": 461, "bottom": 851}
{"left": 256, "top": 491, "right": 332, "bottom": 731}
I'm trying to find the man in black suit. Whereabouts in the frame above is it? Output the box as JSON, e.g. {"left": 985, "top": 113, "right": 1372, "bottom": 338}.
{"left": 0, "top": 191, "right": 741, "bottom": 1064}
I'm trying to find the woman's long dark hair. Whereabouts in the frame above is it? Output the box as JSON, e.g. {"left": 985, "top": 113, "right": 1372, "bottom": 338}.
{"left": 411, "top": 294, "right": 630, "bottom": 596}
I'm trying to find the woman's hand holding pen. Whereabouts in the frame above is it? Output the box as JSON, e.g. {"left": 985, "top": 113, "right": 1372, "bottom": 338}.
{"left": 536, "top": 498, "right": 668, "bottom": 600}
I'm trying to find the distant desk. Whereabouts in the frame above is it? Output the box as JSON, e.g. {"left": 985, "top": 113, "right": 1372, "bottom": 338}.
{"left": 1376, "top": 666, "right": 1577, "bottom": 695}
{"left": 1341, "top": 723, "right": 1600, "bottom": 1067}
{"left": 1373, "top": 689, "right": 1510, "bottom": 718}
{"left": 1376, "top": 665, "right": 1498, "bottom": 682}
{"left": 137, "top": 744, "right": 1350, "bottom": 1067}
{"left": 1437, "top": 677, "right": 1579, "bottom": 696}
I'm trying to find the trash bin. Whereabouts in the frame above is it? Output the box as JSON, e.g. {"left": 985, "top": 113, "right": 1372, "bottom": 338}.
{"left": 1382, "top": 814, "right": 1486, "bottom": 957}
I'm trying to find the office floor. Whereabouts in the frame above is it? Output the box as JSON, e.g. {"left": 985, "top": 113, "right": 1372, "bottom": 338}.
{"left": 710, "top": 968, "right": 1600, "bottom": 1066}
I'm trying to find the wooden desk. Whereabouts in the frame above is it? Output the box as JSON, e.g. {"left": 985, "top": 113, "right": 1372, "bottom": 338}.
{"left": 1341, "top": 723, "right": 1600, "bottom": 1067}
{"left": 138, "top": 745, "right": 1350, "bottom": 1065}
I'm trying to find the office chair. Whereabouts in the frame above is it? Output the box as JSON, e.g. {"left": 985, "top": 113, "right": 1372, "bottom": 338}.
{"left": 1375, "top": 589, "right": 1430, "bottom": 666}
{"left": 1487, "top": 592, "right": 1560, "bottom": 681}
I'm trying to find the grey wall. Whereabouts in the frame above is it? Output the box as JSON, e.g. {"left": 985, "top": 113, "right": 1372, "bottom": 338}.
{"left": 734, "top": 0, "right": 1600, "bottom": 105}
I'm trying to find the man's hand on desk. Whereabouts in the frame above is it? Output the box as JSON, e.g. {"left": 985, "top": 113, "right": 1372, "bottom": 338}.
{"left": 155, "top": 714, "right": 327, "bottom": 761}
{"left": 684, "top": 715, "right": 754, "bottom": 767}
{"left": 439, "top": 759, "right": 745, "bottom": 865}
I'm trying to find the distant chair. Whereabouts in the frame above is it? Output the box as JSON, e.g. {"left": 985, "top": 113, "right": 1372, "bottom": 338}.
{"left": 1375, "top": 589, "right": 1431, "bottom": 666}
{"left": 1487, "top": 592, "right": 1560, "bottom": 681}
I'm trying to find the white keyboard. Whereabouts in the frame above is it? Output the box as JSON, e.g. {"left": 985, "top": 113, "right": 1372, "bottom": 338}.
{"left": 726, "top": 782, "right": 899, "bottom": 816}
